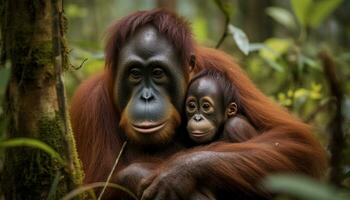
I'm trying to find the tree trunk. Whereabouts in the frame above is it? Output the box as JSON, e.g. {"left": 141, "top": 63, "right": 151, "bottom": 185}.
{"left": 0, "top": 0, "right": 83, "bottom": 199}
{"left": 319, "top": 51, "right": 345, "bottom": 186}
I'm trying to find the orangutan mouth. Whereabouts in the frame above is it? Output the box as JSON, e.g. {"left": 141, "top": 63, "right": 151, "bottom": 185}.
{"left": 191, "top": 129, "right": 214, "bottom": 137}
{"left": 132, "top": 121, "right": 167, "bottom": 134}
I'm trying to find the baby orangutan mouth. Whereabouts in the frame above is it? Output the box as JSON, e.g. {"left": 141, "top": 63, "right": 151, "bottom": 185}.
{"left": 190, "top": 129, "right": 214, "bottom": 137}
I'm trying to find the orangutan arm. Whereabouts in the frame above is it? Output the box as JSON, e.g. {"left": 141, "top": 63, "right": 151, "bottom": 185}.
{"left": 140, "top": 128, "right": 327, "bottom": 200}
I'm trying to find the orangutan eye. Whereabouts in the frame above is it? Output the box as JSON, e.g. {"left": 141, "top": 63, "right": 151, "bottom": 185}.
{"left": 129, "top": 68, "right": 142, "bottom": 82}
{"left": 152, "top": 68, "right": 166, "bottom": 80}
{"left": 201, "top": 102, "right": 214, "bottom": 113}
{"left": 186, "top": 101, "right": 197, "bottom": 113}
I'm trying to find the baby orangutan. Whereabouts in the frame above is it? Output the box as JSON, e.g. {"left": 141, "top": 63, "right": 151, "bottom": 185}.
{"left": 186, "top": 68, "right": 259, "bottom": 144}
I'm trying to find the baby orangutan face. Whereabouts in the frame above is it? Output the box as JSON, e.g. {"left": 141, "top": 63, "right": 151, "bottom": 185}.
{"left": 186, "top": 77, "right": 237, "bottom": 143}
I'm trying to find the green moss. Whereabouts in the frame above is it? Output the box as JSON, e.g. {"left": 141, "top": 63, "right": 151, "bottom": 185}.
{"left": 38, "top": 113, "right": 83, "bottom": 198}
{"left": 38, "top": 115, "right": 68, "bottom": 198}
{"left": 12, "top": 41, "right": 54, "bottom": 81}
{"left": 38, "top": 114, "right": 66, "bottom": 162}
{"left": 65, "top": 117, "right": 85, "bottom": 186}
{"left": 32, "top": 42, "right": 54, "bottom": 67}
{"left": 2, "top": 113, "right": 83, "bottom": 199}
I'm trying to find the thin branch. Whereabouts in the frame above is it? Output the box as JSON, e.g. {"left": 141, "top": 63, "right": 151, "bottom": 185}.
{"left": 72, "top": 57, "right": 88, "bottom": 70}
{"left": 98, "top": 141, "right": 128, "bottom": 200}
{"left": 214, "top": 0, "right": 230, "bottom": 48}
{"left": 319, "top": 50, "right": 345, "bottom": 186}
{"left": 51, "top": 0, "right": 74, "bottom": 170}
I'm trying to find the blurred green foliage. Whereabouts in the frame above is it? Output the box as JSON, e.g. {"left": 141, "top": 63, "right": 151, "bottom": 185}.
{"left": 263, "top": 174, "right": 350, "bottom": 200}
{"left": 291, "top": 0, "right": 342, "bottom": 28}
{"left": 0, "top": 0, "right": 349, "bottom": 198}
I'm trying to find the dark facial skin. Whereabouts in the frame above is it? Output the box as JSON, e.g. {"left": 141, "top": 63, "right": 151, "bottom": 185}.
{"left": 114, "top": 25, "right": 187, "bottom": 145}
{"left": 186, "top": 77, "right": 226, "bottom": 143}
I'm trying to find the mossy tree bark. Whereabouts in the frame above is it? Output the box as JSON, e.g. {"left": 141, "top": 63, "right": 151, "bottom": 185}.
{"left": 0, "top": 0, "right": 83, "bottom": 199}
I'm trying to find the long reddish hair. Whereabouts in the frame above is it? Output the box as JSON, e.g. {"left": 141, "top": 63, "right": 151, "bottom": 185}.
{"left": 70, "top": 9, "right": 195, "bottom": 183}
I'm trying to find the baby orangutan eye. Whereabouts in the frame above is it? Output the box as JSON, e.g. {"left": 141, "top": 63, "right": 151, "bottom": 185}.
{"left": 186, "top": 100, "right": 197, "bottom": 113}
{"left": 202, "top": 102, "right": 214, "bottom": 113}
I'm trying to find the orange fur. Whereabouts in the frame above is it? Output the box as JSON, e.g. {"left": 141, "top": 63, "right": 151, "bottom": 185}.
{"left": 70, "top": 73, "right": 123, "bottom": 183}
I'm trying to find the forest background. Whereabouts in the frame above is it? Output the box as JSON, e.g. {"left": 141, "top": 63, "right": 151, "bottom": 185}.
{"left": 0, "top": 0, "right": 349, "bottom": 199}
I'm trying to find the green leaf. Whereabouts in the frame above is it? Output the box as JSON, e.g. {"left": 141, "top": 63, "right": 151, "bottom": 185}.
{"left": 222, "top": 1, "right": 235, "bottom": 16}
{"left": 62, "top": 182, "right": 138, "bottom": 200}
{"left": 259, "top": 38, "right": 292, "bottom": 61}
{"left": 300, "top": 55, "right": 319, "bottom": 70}
{"left": 294, "top": 88, "right": 309, "bottom": 99}
{"left": 264, "top": 59, "right": 285, "bottom": 72}
{"left": 291, "top": 0, "right": 313, "bottom": 27}
{"left": 263, "top": 174, "right": 350, "bottom": 200}
{"left": 266, "top": 7, "right": 297, "bottom": 30}
{"left": 0, "top": 138, "right": 65, "bottom": 164}
{"left": 345, "top": 170, "right": 350, "bottom": 178}
{"left": 309, "top": 0, "right": 342, "bottom": 28}
{"left": 248, "top": 43, "right": 267, "bottom": 52}
{"left": 228, "top": 24, "right": 250, "bottom": 55}
{"left": 47, "top": 171, "right": 61, "bottom": 200}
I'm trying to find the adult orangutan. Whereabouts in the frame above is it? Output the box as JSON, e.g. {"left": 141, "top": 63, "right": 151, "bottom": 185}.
{"left": 70, "top": 9, "right": 327, "bottom": 199}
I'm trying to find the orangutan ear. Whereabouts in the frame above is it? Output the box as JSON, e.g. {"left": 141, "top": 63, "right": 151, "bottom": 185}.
{"left": 189, "top": 54, "right": 196, "bottom": 72}
{"left": 226, "top": 102, "right": 238, "bottom": 118}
